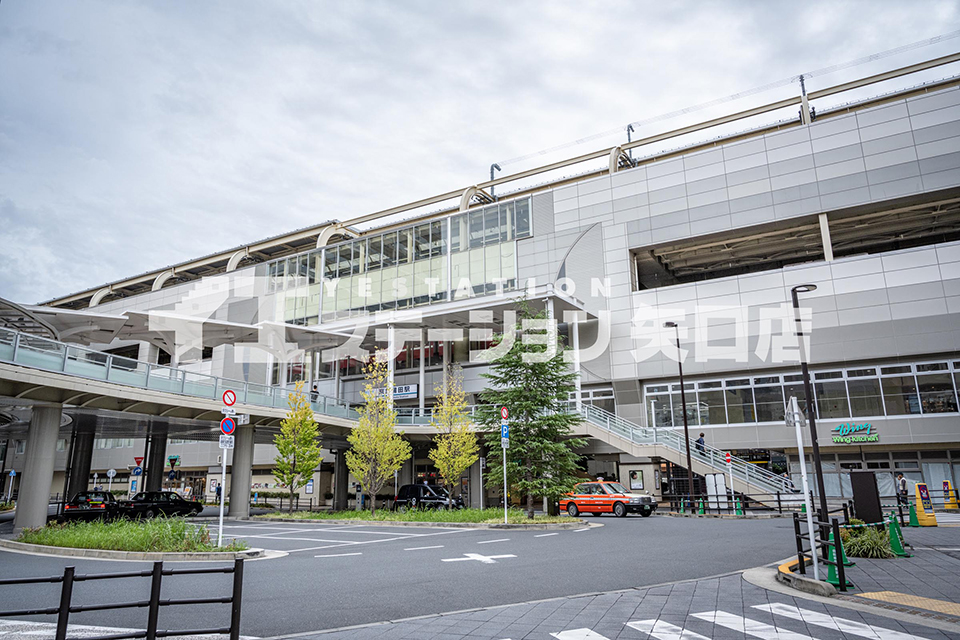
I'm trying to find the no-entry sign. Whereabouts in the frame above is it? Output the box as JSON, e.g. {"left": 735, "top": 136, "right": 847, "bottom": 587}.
{"left": 220, "top": 416, "right": 236, "bottom": 435}
{"left": 222, "top": 389, "right": 237, "bottom": 406}
{"left": 725, "top": 452, "right": 731, "bottom": 464}
{"left": 501, "top": 407, "right": 508, "bottom": 420}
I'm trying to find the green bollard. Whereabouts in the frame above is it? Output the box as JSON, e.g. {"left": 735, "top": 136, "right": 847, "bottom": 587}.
{"left": 801, "top": 502, "right": 806, "bottom": 514}
{"left": 908, "top": 502, "right": 921, "bottom": 527}
{"left": 887, "top": 513, "right": 911, "bottom": 558}
{"left": 698, "top": 499, "right": 705, "bottom": 515}
{"left": 826, "top": 530, "right": 855, "bottom": 590}
{"left": 735, "top": 499, "right": 744, "bottom": 516}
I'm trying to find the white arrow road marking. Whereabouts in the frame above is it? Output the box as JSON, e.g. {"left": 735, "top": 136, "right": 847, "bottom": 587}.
{"left": 441, "top": 553, "right": 517, "bottom": 564}
{"left": 550, "top": 629, "right": 611, "bottom": 639}
{"left": 477, "top": 538, "right": 510, "bottom": 544}
{"left": 692, "top": 611, "right": 814, "bottom": 639}
{"left": 313, "top": 552, "right": 362, "bottom": 558}
{"left": 626, "top": 619, "right": 712, "bottom": 640}
{"left": 753, "top": 604, "right": 933, "bottom": 639}
{"left": 404, "top": 545, "right": 444, "bottom": 551}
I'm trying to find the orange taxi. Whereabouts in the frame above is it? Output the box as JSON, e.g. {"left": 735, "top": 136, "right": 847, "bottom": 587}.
{"left": 560, "top": 480, "right": 657, "bottom": 518}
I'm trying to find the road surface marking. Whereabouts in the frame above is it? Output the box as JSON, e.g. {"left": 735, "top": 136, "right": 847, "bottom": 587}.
{"left": 854, "top": 591, "right": 960, "bottom": 617}
{"left": 550, "top": 630, "right": 611, "bottom": 639}
{"left": 283, "top": 527, "right": 468, "bottom": 553}
{"left": 535, "top": 532, "right": 559, "bottom": 537}
{"left": 692, "top": 611, "right": 814, "bottom": 639}
{"left": 441, "top": 553, "right": 516, "bottom": 564}
{"left": 626, "top": 619, "right": 711, "bottom": 640}
{"left": 573, "top": 528, "right": 591, "bottom": 532}
{"left": 313, "top": 552, "right": 362, "bottom": 558}
{"left": 477, "top": 538, "right": 510, "bottom": 544}
{"left": 754, "top": 604, "right": 931, "bottom": 639}
{"left": 404, "top": 545, "right": 444, "bottom": 551}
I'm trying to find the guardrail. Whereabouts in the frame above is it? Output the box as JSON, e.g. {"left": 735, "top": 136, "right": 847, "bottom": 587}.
{"left": 792, "top": 513, "right": 851, "bottom": 592}
{"left": 0, "top": 559, "right": 243, "bottom": 640}
{"left": 662, "top": 490, "right": 842, "bottom": 516}
{"left": 0, "top": 326, "right": 358, "bottom": 421}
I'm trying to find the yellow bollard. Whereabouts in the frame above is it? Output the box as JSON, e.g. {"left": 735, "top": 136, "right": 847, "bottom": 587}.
{"left": 944, "top": 480, "right": 959, "bottom": 510}
{"left": 914, "top": 483, "right": 938, "bottom": 527}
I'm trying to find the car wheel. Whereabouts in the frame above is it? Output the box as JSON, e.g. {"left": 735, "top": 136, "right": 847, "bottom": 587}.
{"left": 640, "top": 509, "right": 653, "bottom": 517}
{"left": 613, "top": 502, "right": 627, "bottom": 518}
{"left": 566, "top": 503, "right": 579, "bottom": 517}
{"left": 397, "top": 504, "right": 408, "bottom": 513}
{"left": 144, "top": 509, "right": 156, "bottom": 519}
{"left": 410, "top": 498, "right": 418, "bottom": 510}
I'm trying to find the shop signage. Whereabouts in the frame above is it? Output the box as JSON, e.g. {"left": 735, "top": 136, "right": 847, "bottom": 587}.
{"left": 374, "top": 384, "right": 418, "bottom": 399}
{"left": 831, "top": 422, "right": 878, "bottom": 444}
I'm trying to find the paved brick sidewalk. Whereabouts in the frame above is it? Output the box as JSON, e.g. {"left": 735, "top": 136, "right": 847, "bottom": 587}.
{"left": 270, "top": 573, "right": 957, "bottom": 639}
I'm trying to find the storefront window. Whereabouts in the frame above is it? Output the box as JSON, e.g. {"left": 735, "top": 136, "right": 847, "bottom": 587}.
{"left": 847, "top": 377, "right": 884, "bottom": 417}
{"left": 815, "top": 378, "right": 850, "bottom": 419}
{"left": 697, "top": 385, "right": 726, "bottom": 425}
{"left": 724, "top": 386, "right": 755, "bottom": 423}
{"left": 754, "top": 384, "right": 784, "bottom": 423}
{"left": 917, "top": 373, "right": 958, "bottom": 413}
{"left": 882, "top": 376, "right": 921, "bottom": 415}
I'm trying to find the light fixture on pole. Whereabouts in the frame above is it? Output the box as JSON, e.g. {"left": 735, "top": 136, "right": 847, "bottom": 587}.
{"left": 791, "top": 283, "right": 829, "bottom": 553}
{"left": 663, "top": 321, "right": 694, "bottom": 510}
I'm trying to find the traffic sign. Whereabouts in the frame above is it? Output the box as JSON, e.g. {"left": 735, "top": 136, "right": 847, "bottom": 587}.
{"left": 501, "top": 437, "right": 509, "bottom": 449}
{"left": 501, "top": 423, "right": 509, "bottom": 439}
{"left": 132, "top": 466, "right": 142, "bottom": 476}
{"left": 220, "top": 416, "right": 236, "bottom": 435}
{"left": 7, "top": 469, "right": 14, "bottom": 477}
{"left": 106, "top": 468, "right": 116, "bottom": 479}
{"left": 236, "top": 414, "right": 250, "bottom": 425}
{"left": 501, "top": 406, "right": 509, "bottom": 420}
{"left": 219, "top": 434, "right": 235, "bottom": 449}
{"left": 221, "top": 407, "right": 237, "bottom": 416}
{"left": 134, "top": 456, "right": 143, "bottom": 466}
{"left": 168, "top": 470, "right": 176, "bottom": 480}
{"left": 725, "top": 452, "right": 731, "bottom": 464}
{"left": 168, "top": 455, "right": 180, "bottom": 467}
{"left": 222, "top": 389, "right": 237, "bottom": 406}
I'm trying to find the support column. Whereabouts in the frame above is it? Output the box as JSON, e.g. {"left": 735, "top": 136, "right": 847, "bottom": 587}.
{"left": 419, "top": 328, "right": 426, "bottom": 411}
{"left": 333, "top": 449, "right": 349, "bottom": 511}
{"left": 66, "top": 421, "right": 96, "bottom": 500}
{"left": 571, "top": 314, "right": 582, "bottom": 411}
{"left": 228, "top": 426, "right": 255, "bottom": 518}
{"left": 334, "top": 357, "right": 342, "bottom": 400}
{"left": 144, "top": 427, "right": 168, "bottom": 492}
{"left": 442, "top": 340, "right": 450, "bottom": 399}
{"left": 819, "top": 213, "right": 834, "bottom": 262}
{"left": 13, "top": 405, "right": 62, "bottom": 533}
{"left": 387, "top": 324, "right": 396, "bottom": 406}
{"left": 137, "top": 342, "right": 160, "bottom": 364}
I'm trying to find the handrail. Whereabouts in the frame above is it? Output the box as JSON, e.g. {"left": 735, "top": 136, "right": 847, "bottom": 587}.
{"left": 0, "top": 326, "right": 358, "bottom": 422}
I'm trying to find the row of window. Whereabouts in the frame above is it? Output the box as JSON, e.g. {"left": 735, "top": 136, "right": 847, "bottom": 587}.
{"left": 646, "top": 360, "right": 960, "bottom": 428}
{"left": 265, "top": 197, "right": 532, "bottom": 294}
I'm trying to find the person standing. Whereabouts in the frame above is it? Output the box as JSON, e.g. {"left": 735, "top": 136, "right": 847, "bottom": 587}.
{"left": 897, "top": 473, "right": 908, "bottom": 506}
{"left": 695, "top": 433, "right": 705, "bottom": 454}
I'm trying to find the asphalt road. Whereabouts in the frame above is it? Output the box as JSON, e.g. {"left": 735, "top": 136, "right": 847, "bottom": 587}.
{"left": 0, "top": 514, "right": 798, "bottom": 637}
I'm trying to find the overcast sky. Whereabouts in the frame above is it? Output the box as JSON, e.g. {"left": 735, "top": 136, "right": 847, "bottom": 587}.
{"left": 2, "top": 1, "right": 959, "bottom": 304}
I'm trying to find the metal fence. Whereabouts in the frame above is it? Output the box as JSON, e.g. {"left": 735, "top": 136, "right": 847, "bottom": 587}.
{"left": 0, "top": 559, "right": 243, "bottom": 640}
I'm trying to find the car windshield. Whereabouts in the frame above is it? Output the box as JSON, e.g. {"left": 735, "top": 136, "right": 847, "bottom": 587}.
{"left": 603, "top": 483, "right": 631, "bottom": 494}
{"left": 427, "top": 485, "right": 449, "bottom": 496}
{"left": 76, "top": 492, "right": 112, "bottom": 503}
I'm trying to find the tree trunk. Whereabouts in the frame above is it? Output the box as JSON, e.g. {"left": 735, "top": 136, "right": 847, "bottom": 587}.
{"left": 524, "top": 462, "right": 534, "bottom": 519}
{"left": 369, "top": 490, "right": 376, "bottom": 515}
{"left": 289, "top": 487, "right": 295, "bottom": 514}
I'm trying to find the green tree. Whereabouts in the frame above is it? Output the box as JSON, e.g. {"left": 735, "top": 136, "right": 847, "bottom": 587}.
{"left": 428, "top": 364, "right": 478, "bottom": 508}
{"left": 273, "top": 380, "right": 324, "bottom": 514}
{"left": 346, "top": 353, "right": 412, "bottom": 515}
{"left": 477, "top": 301, "right": 586, "bottom": 519}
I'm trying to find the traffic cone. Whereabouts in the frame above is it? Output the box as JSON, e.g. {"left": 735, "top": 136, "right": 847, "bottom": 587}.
{"left": 836, "top": 529, "right": 855, "bottom": 567}
{"left": 826, "top": 530, "right": 855, "bottom": 590}
{"left": 735, "top": 499, "right": 744, "bottom": 516}
{"left": 908, "top": 502, "right": 920, "bottom": 527}
{"left": 801, "top": 502, "right": 806, "bottom": 514}
{"left": 887, "top": 514, "right": 911, "bottom": 558}
{"left": 698, "top": 499, "right": 705, "bottom": 515}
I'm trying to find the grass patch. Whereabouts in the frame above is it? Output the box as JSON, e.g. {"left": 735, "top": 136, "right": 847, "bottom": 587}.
{"left": 17, "top": 518, "right": 249, "bottom": 553}
{"left": 0, "top": 502, "right": 14, "bottom": 513}
{"left": 255, "top": 507, "right": 573, "bottom": 524}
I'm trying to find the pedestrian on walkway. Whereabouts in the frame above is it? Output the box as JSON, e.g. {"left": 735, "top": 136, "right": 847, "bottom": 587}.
{"left": 216, "top": 484, "right": 222, "bottom": 504}
{"left": 695, "top": 433, "right": 705, "bottom": 454}
{"left": 897, "top": 472, "right": 908, "bottom": 506}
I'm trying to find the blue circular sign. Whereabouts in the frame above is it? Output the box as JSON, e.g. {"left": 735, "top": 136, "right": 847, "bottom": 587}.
{"left": 220, "top": 416, "right": 236, "bottom": 435}
{"left": 132, "top": 466, "right": 142, "bottom": 476}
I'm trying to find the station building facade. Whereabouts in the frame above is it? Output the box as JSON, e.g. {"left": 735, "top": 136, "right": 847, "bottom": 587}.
{"left": 4, "top": 62, "right": 960, "bottom": 507}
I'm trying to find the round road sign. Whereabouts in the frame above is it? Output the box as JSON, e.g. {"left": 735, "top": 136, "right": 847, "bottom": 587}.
{"left": 725, "top": 452, "right": 731, "bottom": 463}
{"left": 220, "top": 416, "right": 236, "bottom": 435}
{"left": 106, "top": 468, "right": 116, "bottom": 479}
{"left": 501, "top": 406, "right": 508, "bottom": 420}
{"left": 222, "top": 389, "right": 237, "bottom": 406}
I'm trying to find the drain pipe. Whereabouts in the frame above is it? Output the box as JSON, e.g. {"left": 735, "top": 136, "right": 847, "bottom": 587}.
{"left": 490, "top": 163, "right": 501, "bottom": 199}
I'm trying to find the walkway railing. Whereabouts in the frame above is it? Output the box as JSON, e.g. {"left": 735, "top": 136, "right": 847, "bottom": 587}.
{"left": 0, "top": 327, "right": 359, "bottom": 421}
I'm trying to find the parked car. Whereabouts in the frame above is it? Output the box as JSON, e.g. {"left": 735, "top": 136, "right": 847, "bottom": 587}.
{"left": 120, "top": 491, "right": 204, "bottom": 519}
{"left": 58, "top": 491, "right": 123, "bottom": 523}
{"left": 393, "top": 484, "right": 463, "bottom": 511}
{"left": 560, "top": 481, "right": 657, "bottom": 518}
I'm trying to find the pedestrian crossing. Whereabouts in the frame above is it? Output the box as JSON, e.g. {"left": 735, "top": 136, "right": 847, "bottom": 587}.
{"left": 539, "top": 603, "right": 934, "bottom": 639}
{"left": 934, "top": 511, "right": 960, "bottom": 524}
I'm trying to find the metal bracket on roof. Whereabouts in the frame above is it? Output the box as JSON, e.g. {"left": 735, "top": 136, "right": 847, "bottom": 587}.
{"left": 89, "top": 287, "right": 113, "bottom": 308}
{"left": 151, "top": 269, "right": 176, "bottom": 291}
{"left": 316, "top": 224, "right": 359, "bottom": 249}
{"left": 458, "top": 186, "right": 495, "bottom": 212}
{"left": 608, "top": 146, "right": 636, "bottom": 173}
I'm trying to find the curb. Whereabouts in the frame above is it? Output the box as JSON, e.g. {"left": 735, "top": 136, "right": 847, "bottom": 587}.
{"left": 249, "top": 517, "right": 585, "bottom": 530}
{"left": 665, "top": 512, "right": 789, "bottom": 519}
{"left": 0, "top": 538, "right": 264, "bottom": 562}
{"left": 774, "top": 557, "right": 838, "bottom": 597}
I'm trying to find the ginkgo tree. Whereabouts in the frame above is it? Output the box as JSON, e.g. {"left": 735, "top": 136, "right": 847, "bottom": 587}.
{"left": 428, "top": 364, "right": 478, "bottom": 508}
{"left": 346, "top": 352, "right": 412, "bottom": 515}
{"left": 273, "top": 380, "right": 324, "bottom": 514}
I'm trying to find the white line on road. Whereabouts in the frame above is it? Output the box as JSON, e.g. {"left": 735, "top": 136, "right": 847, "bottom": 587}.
{"left": 573, "top": 528, "right": 590, "bottom": 532}
{"left": 284, "top": 527, "right": 469, "bottom": 553}
{"left": 626, "top": 619, "right": 711, "bottom": 640}
{"left": 313, "top": 552, "right": 363, "bottom": 558}
{"left": 753, "top": 603, "right": 931, "bottom": 639}
{"left": 404, "top": 545, "right": 444, "bottom": 551}
{"left": 550, "top": 629, "right": 611, "bottom": 639}
{"left": 534, "top": 533, "right": 559, "bottom": 538}
{"left": 441, "top": 553, "right": 516, "bottom": 564}
{"left": 692, "top": 611, "right": 814, "bottom": 639}
{"left": 477, "top": 538, "right": 510, "bottom": 544}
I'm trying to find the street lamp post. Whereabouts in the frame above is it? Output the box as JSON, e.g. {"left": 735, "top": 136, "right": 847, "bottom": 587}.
{"left": 664, "top": 322, "right": 694, "bottom": 511}
{"left": 791, "top": 284, "right": 829, "bottom": 553}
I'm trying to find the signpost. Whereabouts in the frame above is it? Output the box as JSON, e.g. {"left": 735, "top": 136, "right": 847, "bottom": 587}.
{"left": 787, "top": 396, "right": 819, "bottom": 581}
{"left": 217, "top": 410, "right": 236, "bottom": 547}
{"left": 501, "top": 407, "right": 509, "bottom": 524}
{"left": 94, "top": 472, "right": 99, "bottom": 489}
{"left": 107, "top": 468, "right": 116, "bottom": 492}
{"left": 6, "top": 469, "right": 14, "bottom": 503}
{"left": 725, "top": 451, "right": 733, "bottom": 504}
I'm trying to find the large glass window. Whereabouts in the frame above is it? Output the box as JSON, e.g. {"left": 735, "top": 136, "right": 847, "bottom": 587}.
{"left": 697, "top": 383, "right": 727, "bottom": 425}
{"left": 917, "top": 373, "right": 958, "bottom": 413}
{"left": 754, "top": 381, "right": 785, "bottom": 423}
{"left": 847, "top": 377, "right": 884, "bottom": 417}
{"left": 814, "top": 372, "right": 849, "bottom": 419}
{"left": 882, "top": 376, "right": 921, "bottom": 415}
{"left": 515, "top": 198, "right": 531, "bottom": 238}
{"left": 724, "top": 386, "right": 756, "bottom": 423}
{"left": 671, "top": 383, "right": 699, "bottom": 426}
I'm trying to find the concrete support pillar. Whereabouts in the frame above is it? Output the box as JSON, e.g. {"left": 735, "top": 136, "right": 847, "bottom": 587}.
{"left": 819, "top": 213, "right": 834, "bottom": 262}
{"left": 571, "top": 314, "right": 582, "bottom": 411}
{"left": 145, "top": 428, "right": 168, "bottom": 492}
{"left": 13, "top": 405, "right": 62, "bottom": 533}
{"left": 334, "top": 357, "right": 342, "bottom": 400}
{"left": 442, "top": 340, "right": 450, "bottom": 399}
{"left": 468, "top": 457, "right": 483, "bottom": 509}
{"left": 228, "top": 426, "right": 255, "bottom": 519}
{"left": 419, "top": 328, "right": 426, "bottom": 411}
{"left": 66, "top": 422, "right": 96, "bottom": 500}
{"left": 400, "top": 456, "right": 414, "bottom": 486}
{"left": 137, "top": 342, "right": 159, "bottom": 364}
{"left": 387, "top": 324, "right": 395, "bottom": 406}
{"left": 333, "top": 449, "right": 349, "bottom": 511}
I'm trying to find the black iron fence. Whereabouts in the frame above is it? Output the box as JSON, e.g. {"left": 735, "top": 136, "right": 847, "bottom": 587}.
{"left": 792, "top": 513, "right": 851, "bottom": 592}
{"left": 662, "top": 490, "right": 854, "bottom": 518}
{"left": 0, "top": 559, "right": 243, "bottom": 640}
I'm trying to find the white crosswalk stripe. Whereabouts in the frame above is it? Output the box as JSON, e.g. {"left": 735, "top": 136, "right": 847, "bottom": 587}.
{"left": 625, "top": 619, "right": 712, "bottom": 639}
{"left": 754, "top": 604, "right": 930, "bottom": 639}
{"left": 692, "top": 611, "right": 815, "bottom": 639}
{"left": 935, "top": 511, "right": 960, "bottom": 524}
{"left": 550, "top": 630, "right": 612, "bottom": 639}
